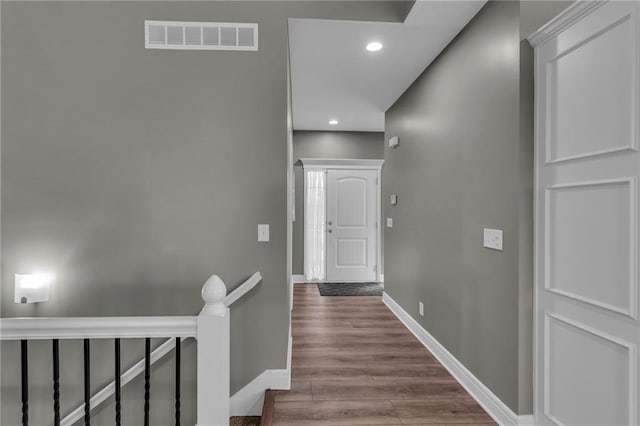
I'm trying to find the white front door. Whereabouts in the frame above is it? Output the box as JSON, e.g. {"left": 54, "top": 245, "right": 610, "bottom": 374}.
{"left": 326, "top": 169, "right": 377, "bottom": 282}
{"left": 533, "top": 2, "right": 639, "bottom": 425}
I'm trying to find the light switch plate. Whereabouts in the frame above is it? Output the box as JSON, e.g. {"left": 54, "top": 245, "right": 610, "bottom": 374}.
{"left": 390, "top": 194, "right": 397, "bottom": 205}
{"left": 386, "top": 218, "right": 393, "bottom": 228}
{"left": 388, "top": 136, "right": 399, "bottom": 148}
{"left": 258, "top": 224, "right": 270, "bottom": 242}
{"left": 483, "top": 228, "right": 503, "bottom": 251}
{"left": 419, "top": 302, "right": 424, "bottom": 317}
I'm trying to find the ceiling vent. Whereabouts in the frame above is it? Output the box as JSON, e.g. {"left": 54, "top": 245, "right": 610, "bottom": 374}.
{"left": 145, "top": 20, "right": 258, "bottom": 51}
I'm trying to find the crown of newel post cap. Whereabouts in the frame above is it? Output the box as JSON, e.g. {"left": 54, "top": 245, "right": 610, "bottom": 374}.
{"left": 200, "top": 275, "right": 227, "bottom": 316}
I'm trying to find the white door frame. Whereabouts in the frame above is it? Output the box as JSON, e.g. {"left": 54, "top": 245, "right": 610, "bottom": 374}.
{"left": 300, "top": 158, "right": 384, "bottom": 282}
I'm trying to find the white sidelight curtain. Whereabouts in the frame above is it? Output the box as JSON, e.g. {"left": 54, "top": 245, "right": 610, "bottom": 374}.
{"left": 304, "top": 170, "right": 326, "bottom": 281}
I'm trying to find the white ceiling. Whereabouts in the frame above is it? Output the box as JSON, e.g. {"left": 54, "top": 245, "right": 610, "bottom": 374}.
{"left": 288, "top": 1, "right": 487, "bottom": 132}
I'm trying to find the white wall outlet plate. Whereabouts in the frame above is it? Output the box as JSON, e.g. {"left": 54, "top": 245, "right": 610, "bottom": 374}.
{"left": 483, "top": 228, "right": 503, "bottom": 251}
{"left": 386, "top": 218, "right": 393, "bottom": 228}
{"left": 390, "top": 194, "right": 397, "bottom": 205}
{"left": 258, "top": 224, "right": 270, "bottom": 242}
{"left": 419, "top": 302, "right": 424, "bottom": 316}
{"left": 388, "top": 136, "right": 399, "bottom": 148}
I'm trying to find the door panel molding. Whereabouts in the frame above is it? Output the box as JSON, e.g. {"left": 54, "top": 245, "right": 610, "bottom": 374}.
{"left": 543, "top": 312, "right": 637, "bottom": 426}
{"left": 543, "top": 7, "right": 638, "bottom": 164}
{"left": 544, "top": 177, "right": 638, "bottom": 318}
{"left": 335, "top": 178, "right": 368, "bottom": 227}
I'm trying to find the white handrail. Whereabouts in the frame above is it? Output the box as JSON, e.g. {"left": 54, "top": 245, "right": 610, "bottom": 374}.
{"left": 0, "top": 273, "right": 262, "bottom": 341}
{"left": 224, "top": 272, "right": 262, "bottom": 307}
{"left": 60, "top": 337, "right": 188, "bottom": 426}
{"left": 0, "top": 316, "right": 197, "bottom": 340}
{"left": 0, "top": 272, "right": 262, "bottom": 426}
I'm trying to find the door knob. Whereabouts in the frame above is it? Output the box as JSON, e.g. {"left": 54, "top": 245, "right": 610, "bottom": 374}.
{"left": 328, "top": 229, "right": 332, "bottom": 233}
{"left": 328, "top": 221, "right": 333, "bottom": 225}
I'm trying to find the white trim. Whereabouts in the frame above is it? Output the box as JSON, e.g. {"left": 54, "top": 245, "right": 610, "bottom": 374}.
{"left": 382, "top": 292, "right": 532, "bottom": 426}
{"left": 0, "top": 316, "right": 196, "bottom": 340}
{"left": 291, "top": 274, "right": 307, "bottom": 283}
{"left": 518, "top": 415, "right": 535, "bottom": 425}
{"left": 527, "top": 0, "right": 607, "bottom": 47}
{"left": 286, "top": 328, "right": 293, "bottom": 385}
{"left": 224, "top": 272, "right": 262, "bottom": 307}
{"left": 533, "top": 39, "right": 543, "bottom": 426}
{"left": 61, "top": 337, "right": 185, "bottom": 426}
{"left": 379, "top": 273, "right": 385, "bottom": 283}
{"left": 376, "top": 168, "right": 382, "bottom": 283}
{"left": 230, "top": 369, "right": 290, "bottom": 417}
{"left": 270, "top": 368, "right": 291, "bottom": 390}
{"left": 300, "top": 158, "right": 384, "bottom": 170}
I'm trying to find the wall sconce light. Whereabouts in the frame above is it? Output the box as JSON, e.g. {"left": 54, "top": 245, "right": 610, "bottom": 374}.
{"left": 14, "top": 273, "right": 53, "bottom": 304}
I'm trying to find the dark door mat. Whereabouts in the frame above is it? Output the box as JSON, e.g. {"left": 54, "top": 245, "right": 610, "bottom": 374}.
{"left": 318, "top": 282, "right": 383, "bottom": 296}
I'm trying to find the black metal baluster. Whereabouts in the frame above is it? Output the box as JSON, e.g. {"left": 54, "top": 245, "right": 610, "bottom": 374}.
{"left": 175, "top": 337, "right": 181, "bottom": 426}
{"left": 144, "top": 338, "right": 150, "bottom": 426}
{"left": 115, "top": 338, "right": 121, "bottom": 426}
{"left": 21, "top": 340, "right": 28, "bottom": 426}
{"left": 53, "top": 339, "right": 60, "bottom": 426}
{"left": 84, "top": 339, "right": 90, "bottom": 426}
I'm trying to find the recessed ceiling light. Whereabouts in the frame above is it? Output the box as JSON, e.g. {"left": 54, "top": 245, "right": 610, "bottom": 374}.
{"left": 366, "top": 41, "right": 383, "bottom": 52}
{"left": 329, "top": 119, "right": 339, "bottom": 125}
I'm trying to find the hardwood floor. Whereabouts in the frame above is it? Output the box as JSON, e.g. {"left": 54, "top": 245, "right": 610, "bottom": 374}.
{"left": 272, "top": 284, "right": 496, "bottom": 426}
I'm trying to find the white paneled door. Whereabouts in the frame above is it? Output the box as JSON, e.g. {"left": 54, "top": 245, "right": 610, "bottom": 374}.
{"left": 531, "top": 2, "right": 639, "bottom": 425}
{"left": 326, "top": 169, "right": 378, "bottom": 282}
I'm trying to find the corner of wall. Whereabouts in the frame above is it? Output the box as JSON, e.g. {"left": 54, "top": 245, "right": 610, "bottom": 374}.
{"left": 230, "top": 368, "right": 290, "bottom": 417}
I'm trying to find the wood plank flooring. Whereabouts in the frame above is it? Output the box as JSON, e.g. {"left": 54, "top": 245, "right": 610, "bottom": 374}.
{"left": 272, "top": 284, "right": 496, "bottom": 426}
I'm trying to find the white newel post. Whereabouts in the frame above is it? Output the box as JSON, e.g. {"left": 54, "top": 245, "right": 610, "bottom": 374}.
{"left": 197, "top": 275, "right": 230, "bottom": 426}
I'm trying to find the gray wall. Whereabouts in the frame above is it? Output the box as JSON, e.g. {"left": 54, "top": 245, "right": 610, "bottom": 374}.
{"left": 384, "top": 1, "right": 520, "bottom": 410}
{"left": 383, "top": 0, "right": 568, "bottom": 415}
{"left": 0, "top": 2, "right": 404, "bottom": 424}
{"left": 292, "top": 131, "right": 384, "bottom": 275}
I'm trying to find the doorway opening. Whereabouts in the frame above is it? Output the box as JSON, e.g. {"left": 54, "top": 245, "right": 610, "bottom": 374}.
{"left": 301, "top": 159, "right": 383, "bottom": 283}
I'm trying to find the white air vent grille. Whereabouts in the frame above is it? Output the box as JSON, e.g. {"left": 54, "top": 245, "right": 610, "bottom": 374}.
{"left": 145, "top": 20, "right": 258, "bottom": 51}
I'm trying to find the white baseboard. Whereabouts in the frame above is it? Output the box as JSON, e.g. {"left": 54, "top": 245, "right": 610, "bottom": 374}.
{"left": 518, "top": 415, "right": 535, "bottom": 425}
{"left": 230, "top": 368, "right": 290, "bottom": 417}
{"left": 270, "top": 368, "right": 290, "bottom": 390}
{"left": 291, "top": 274, "right": 306, "bottom": 283}
{"left": 286, "top": 327, "right": 293, "bottom": 382}
{"left": 382, "top": 292, "right": 533, "bottom": 426}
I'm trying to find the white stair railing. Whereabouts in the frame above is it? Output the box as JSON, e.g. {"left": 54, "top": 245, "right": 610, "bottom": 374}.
{"left": 198, "top": 274, "right": 230, "bottom": 425}
{"left": 197, "top": 271, "right": 262, "bottom": 425}
{"left": 223, "top": 272, "right": 263, "bottom": 307}
{"left": 0, "top": 272, "right": 263, "bottom": 426}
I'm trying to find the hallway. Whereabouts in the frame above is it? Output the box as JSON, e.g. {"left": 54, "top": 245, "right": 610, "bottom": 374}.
{"left": 272, "top": 284, "right": 496, "bottom": 425}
